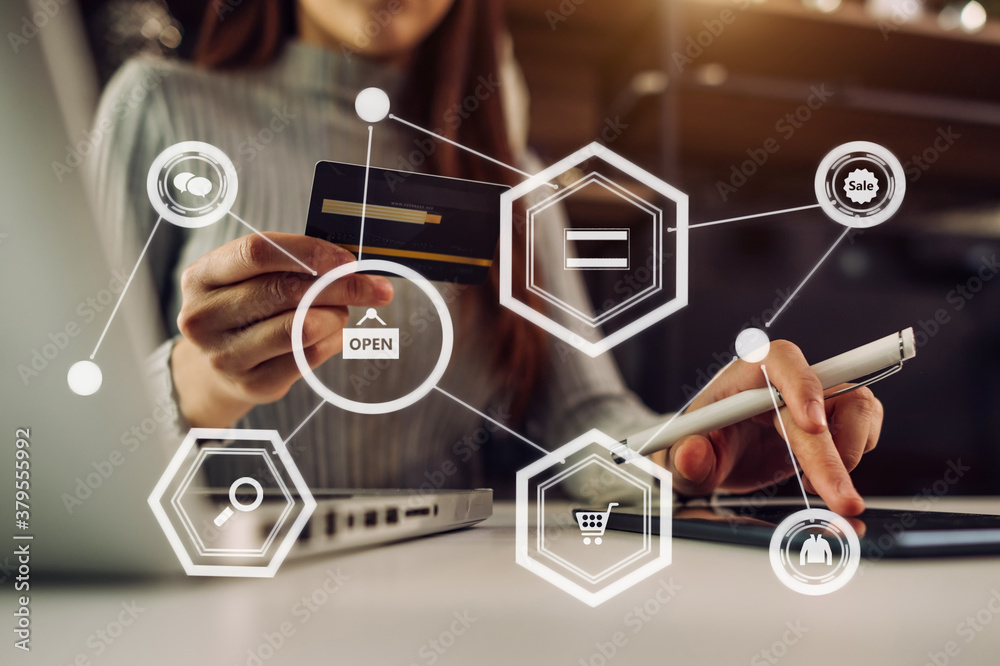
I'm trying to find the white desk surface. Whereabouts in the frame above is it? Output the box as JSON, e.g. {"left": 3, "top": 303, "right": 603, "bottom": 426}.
{"left": 18, "top": 498, "right": 1000, "bottom": 666}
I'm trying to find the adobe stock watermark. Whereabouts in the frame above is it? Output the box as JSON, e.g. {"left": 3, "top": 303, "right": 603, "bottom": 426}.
{"left": 7, "top": 0, "right": 71, "bottom": 54}
{"left": 215, "top": 0, "right": 246, "bottom": 19}
{"left": 387, "top": 134, "right": 439, "bottom": 190}
{"left": 235, "top": 567, "right": 351, "bottom": 666}
{"left": 576, "top": 578, "right": 681, "bottom": 666}
{"left": 909, "top": 253, "right": 999, "bottom": 351}
{"left": 903, "top": 126, "right": 961, "bottom": 183}
{"left": 716, "top": 84, "right": 835, "bottom": 201}
{"left": 335, "top": 0, "right": 406, "bottom": 61}
{"left": 913, "top": 459, "right": 972, "bottom": 511}
{"left": 672, "top": 0, "right": 756, "bottom": 73}
{"left": 232, "top": 106, "right": 299, "bottom": 173}
{"left": 52, "top": 69, "right": 169, "bottom": 182}
{"left": 538, "top": 506, "right": 585, "bottom": 546}
{"left": 406, "top": 610, "right": 478, "bottom": 666}
{"left": 546, "top": 0, "right": 587, "bottom": 30}
{"left": 750, "top": 619, "right": 809, "bottom": 665}
{"left": 858, "top": 458, "right": 970, "bottom": 572}
{"left": 597, "top": 114, "right": 629, "bottom": 145}
{"left": 406, "top": 405, "right": 512, "bottom": 505}
{"left": 443, "top": 74, "right": 501, "bottom": 131}
{"left": 384, "top": 71, "right": 502, "bottom": 193}
{"left": 16, "top": 266, "right": 130, "bottom": 387}
{"left": 60, "top": 396, "right": 178, "bottom": 515}
{"left": 922, "top": 588, "right": 1000, "bottom": 666}
{"left": 876, "top": 0, "right": 922, "bottom": 41}
{"left": 721, "top": 469, "right": 798, "bottom": 533}
{"left": 52, "top": 600, "right": 146, "bottom": 663}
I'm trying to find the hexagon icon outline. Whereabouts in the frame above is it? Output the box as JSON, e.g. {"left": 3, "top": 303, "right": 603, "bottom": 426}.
{"left": 170, "top": 448, "right": 294, "bottom": 557}
{"left": 148, "top": 427, "right": 317, "bottom": 578}
{"left": 501, "top": 142, "right": 688, "bottom": 358}
{"left": 527, "top": 174, "right": 663, "bottom": 326}
{"left": 526, "top": 172, "right": 663, "bottom": 328}
{"left": 516, "top": 428, "right": 672, "bottom": 607}
{"left": 536, "top": 454, "right": 651, "bottom": 584}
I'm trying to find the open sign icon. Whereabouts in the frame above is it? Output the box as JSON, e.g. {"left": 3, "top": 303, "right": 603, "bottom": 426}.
{"left": 343, "top": 308, "right": 400, "bottom": 360}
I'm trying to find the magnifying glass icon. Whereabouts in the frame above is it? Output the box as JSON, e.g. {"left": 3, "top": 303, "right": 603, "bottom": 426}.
{"left": 213, "top": 476, "right": 264, "bottom": 527}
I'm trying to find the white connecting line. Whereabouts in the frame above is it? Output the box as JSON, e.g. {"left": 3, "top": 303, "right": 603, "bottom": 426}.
{"left": 92, "top": 209, "right": 320, "bottom": 360}
{"left": 279, "top": 388, "right": 554, "bottom": 462}
{"left": 765, "top": 225, "right": 851, "bottom": 328}
{"left": 664, "top": 201, "right": 850, "bottom": 329}
{"left": 433, "top": 386, "right": 558, "bottom": 461}
{"left": 283, "top": 400, "right": 326, "bottom": 447}
{"left": 668, "top": 203, "right": 822, "bottom": 232}
{"left": 357, "top": 125, "right": 374, "bottom": 259}
{"left": 91, "top": 216, "right": 163, "bottom": 359}
{"left": 267, "top": 116, "right": 564, "bottom": 457}
{"left": 634, "top": 357, "right": 736, "bottom": 455}
{"left": 761, "top": 365, "right": 811, "bottom": 510}
{"left": 388, "top": 113, "right": 558, "bottom": 189}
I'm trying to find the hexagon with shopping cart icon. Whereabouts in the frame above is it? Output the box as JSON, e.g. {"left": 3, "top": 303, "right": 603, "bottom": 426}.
{"left": 148, "top": 427, "right": 316, "bottom": 577}
{"left": 500, "top": 142, "right": 689, "bottom": 358}
{"left": 516, "top": 429, "right": 672, "bottom": 607}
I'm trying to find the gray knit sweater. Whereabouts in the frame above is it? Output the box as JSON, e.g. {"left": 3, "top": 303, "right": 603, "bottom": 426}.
{"left": 89, "top": 40, "right": 663, "bottom": 490}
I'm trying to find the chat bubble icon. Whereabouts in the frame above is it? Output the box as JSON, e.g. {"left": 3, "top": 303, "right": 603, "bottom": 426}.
{"left": 172, "top": 172, "right": 214, "bottom": 198}
{"left": 187, "top": 176, "right": 213, "bottom": 197}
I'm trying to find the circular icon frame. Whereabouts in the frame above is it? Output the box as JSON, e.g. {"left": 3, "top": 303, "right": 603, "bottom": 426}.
{"left": 146, "top": 141, "right": 238, "bottom": 228}
{"left": 291, "top": 259, "right": 454, "bottom": 415}
{"left": 769, "top": 507, "right": 861, "bottom": 595}
{"left": 814, "top": 141, "right": 905, "bottom": 229}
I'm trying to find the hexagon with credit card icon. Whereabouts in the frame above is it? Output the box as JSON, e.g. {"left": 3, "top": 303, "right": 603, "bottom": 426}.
{"left": 148, "top": 428, "right": 316, "bottom": 577}
{"left": 516, "top": 429, "right": 672, "bottom": 607}
{"left": 501, "top": 142, "right": 689, "bottom": 358}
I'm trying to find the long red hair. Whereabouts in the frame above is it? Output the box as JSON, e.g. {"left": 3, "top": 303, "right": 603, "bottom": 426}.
{"left": 193, "top": 0, "right": 547, "bottom": 417}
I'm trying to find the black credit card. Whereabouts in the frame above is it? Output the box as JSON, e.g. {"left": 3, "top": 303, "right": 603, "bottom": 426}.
{"left": 304, "top": 161, "right": 509, "bottom": 284}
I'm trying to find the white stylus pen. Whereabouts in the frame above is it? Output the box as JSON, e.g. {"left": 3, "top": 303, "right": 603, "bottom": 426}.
{"left": 612, "top": 327, "right": 917, "bottom": 464}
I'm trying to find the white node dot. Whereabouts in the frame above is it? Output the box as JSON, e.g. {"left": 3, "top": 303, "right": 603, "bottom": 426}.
{"left": 355, "top": 87, "right": 390, "bottom": 123}
{"left": 735, "top": 328, "right": 771, "bottom": 363}
{"left": 68, "top": 360, "right": 103, "bottom": 396}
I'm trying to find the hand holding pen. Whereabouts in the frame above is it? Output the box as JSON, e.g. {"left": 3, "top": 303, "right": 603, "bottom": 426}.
{"left": 628, "top": 329, "right": 913, "bottom": 516}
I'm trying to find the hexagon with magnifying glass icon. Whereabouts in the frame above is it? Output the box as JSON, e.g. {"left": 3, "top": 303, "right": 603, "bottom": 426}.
{"left": 148, "top": 428, "right": 316, "bottom": 577}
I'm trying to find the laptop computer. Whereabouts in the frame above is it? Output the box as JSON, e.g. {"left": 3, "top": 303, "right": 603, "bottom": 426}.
{"left": 0, "top": 0, "right": 490, "bottom": 578}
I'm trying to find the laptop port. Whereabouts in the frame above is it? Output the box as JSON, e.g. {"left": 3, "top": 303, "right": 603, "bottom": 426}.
{"left": 405, "top": 507, "right": 430, "bottom": 517}
{"left": 364, "top": 510, "right": 378, "bottom": 527}
{"left": 385, "top": 508, "right": 399, "bottom": 524}
{"left": 325, "top": 511, "right": 337, "bottom": 536}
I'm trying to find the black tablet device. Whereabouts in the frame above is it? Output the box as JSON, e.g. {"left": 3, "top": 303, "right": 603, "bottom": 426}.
{"left": 594, "top": 502, "right": 1000, "bottom": 558}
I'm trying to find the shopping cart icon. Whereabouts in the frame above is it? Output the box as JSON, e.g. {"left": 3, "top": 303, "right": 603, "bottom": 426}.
{"left": 575, "top": 502, "right": 619, "bottom": 545}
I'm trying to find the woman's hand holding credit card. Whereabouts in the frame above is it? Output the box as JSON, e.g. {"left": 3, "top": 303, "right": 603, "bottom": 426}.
{"left": 303, "top": 161, "right": 509, "bottom": 284}
{"left": 167, "top": 162, "right": 507, "bottom": 429}
{"left": 170, "top": 233, "right": 394, "bottom": 428}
